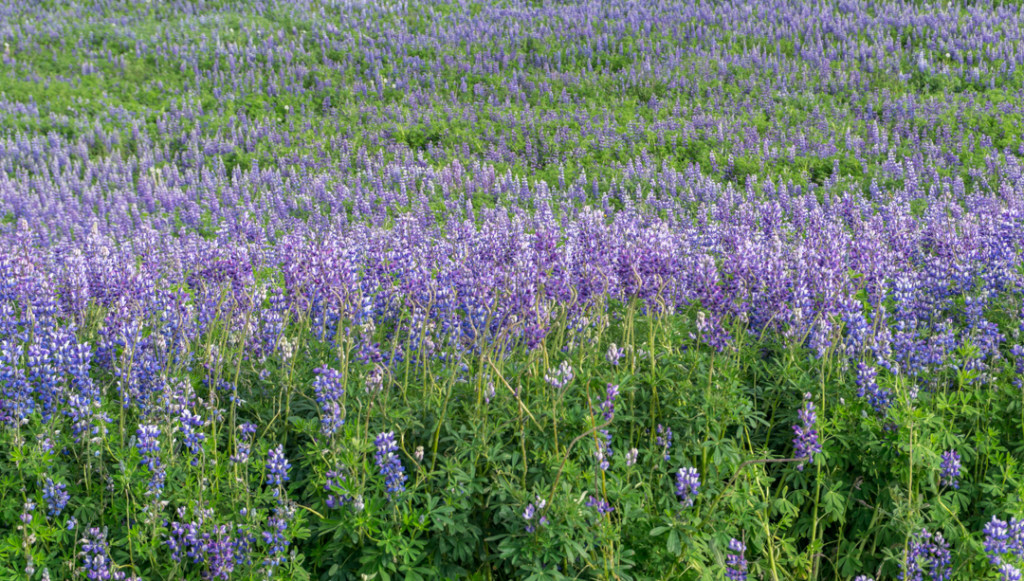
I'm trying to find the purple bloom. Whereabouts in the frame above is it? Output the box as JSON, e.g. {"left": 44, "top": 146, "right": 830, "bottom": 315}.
{"left": 793, "top": 393, "right": 822, "bottom": 470}
{"left": 902, "top": 529, "right": 952, "bottom": 581}
{"left": 726, "top": 538, "right": 747, "bottom": 581}
{"left": 324, "top": 468, "right": 352, "bottom": 509}
{"left": 625, "top": 448, "right": 638, "bottom": 466}
{"left": 657, "top": 424, "right": 673, "bottom": 462}
{"left": 586, "top": 495, "right": 614, "bottom": 515}
{"left": 594, "top": 429, "right": 612, "bottom": 471}
{"left": 675, "top": 467, "right": 701, "bottom": 507}
{"left": 544, "top": 361, "right": 573, "bottom": 389}
{"left": 983, "top": 515, "right": 1024, "bottom": 566}
{"left": 601, "top": 384, "right": 619, "bottom": 421}
{"left": 135, "top": 424, "right": 161, "bottom": 471}
{"left": 856, "top": 361, "right": 892, "bottom": 414}
{"left": 179, "top": 409, "right": 206, "bottom": 462}
{"left": 81, "top": 527, "right": 115, "bottom": 580}
{"left": 231, "top": 423, "right": 257, "bottom": 464}
{"left": 42, "top": 477, "right": 69, "bottom": 517}
{"left": 266, "top": 444, "right": 291, "bottom": 493}
{"left": 262, "top": 507, "right": 292, "bottom": 569}
{"left": 606, "top": 343, "right": 625, "bottom": 366}
{"left": 375, "top": 431, "right": 407, "bottom": 497}
{"left": 312, "top": 365, "right": 345, "bottom": 435}
{"left": 1000, "top": 564, "right": 1023, "bottom": 581}
{"left": 939, "top": 450, "right": 961, "bottom": 489}
{"left": 20, "top": 500, "right": 35, "bottom": 524}
{"left": 523, "top": 496, "right": 547, "bottom": 532}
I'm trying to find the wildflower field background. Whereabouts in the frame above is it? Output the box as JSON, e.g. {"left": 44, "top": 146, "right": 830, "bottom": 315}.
{"left": 2, "top": 0, "right": 1024, "bottom": 579}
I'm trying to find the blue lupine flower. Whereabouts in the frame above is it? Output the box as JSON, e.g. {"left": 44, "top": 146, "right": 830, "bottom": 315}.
{"left": 793, "top": 393, "right": 822, "bottom": 470}
{"left": 231, "top": 423, "right": 257, "bottom": 464}
{"left": 657, "top": 424, "right": 673, "bottom": 462}
{"left": 983, "top": 515, "right": 1024, "bottom": 566}
{"left": 375, "top": 431, "right": 407, "bottom": 497}
{"left": 135, "top": 424, "right": 161, "bottom": 470}
{"left": 939, "top": 450, "right": 961, "bottom": 489}
{"left": 586, "top": 495, "right": 614, "bottom": 515}
{"left": 726, "top": 538, "right": 747, "bottom": 581}
{"left": 267, "top": 444, "right": 291, "bottom": 493}
{"left": 42, "top": 477, "right": 69, "bottom": 517}
{"left": 902, "top": 529, "right": 952, "bottom": 581}
{"left": 601, "top": 384, "right": 619, "bottom": 421}
{"left": 312, "top": 365, "right": 345, "bottom": 435}
{"left": 675, "top": 467, "right": 701, "bottom": 507}
{"left": 1000, "top": 564, "right": 1023, "bottom": 581}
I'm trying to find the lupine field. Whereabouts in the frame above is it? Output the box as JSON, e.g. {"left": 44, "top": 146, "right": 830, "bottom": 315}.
{"left": 6, "top": 0, "right": 1024, "bottom": 579}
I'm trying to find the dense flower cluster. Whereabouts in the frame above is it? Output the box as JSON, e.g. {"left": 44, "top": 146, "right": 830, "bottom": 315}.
{"left": 726, "top": 538, "right": 748, "bottom": 581}
{"left": 266, "top": 445, "right": 291, "bottom": 494}
{"left": 984, "top": 516, "right": 1024, "bottom": 568}
{"left": 903, "top": 529, "right": 952, "bottom": 581}
{"left": 2, "top": 0, "right": 1024, "bottom": 577}
{"left": 312, "top": 365, "right": 346, "bottom": 435}
{"left": 374, "top": 431, "right": 407, "bottom": 497}
{"left": 792, "top": 393, "right": 822, "bottom": 471}
{"left": 939, "top": 450, "right": 962, "bottom": 489}
{"left": 675, "top": 467, "right": 701, "bottom": 507}
{"left": 41, "top": 478, "right": 69, "bottom": 518}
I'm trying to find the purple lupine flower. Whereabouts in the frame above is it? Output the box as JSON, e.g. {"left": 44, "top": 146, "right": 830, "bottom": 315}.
{"left": 675, "top": 467, "right": 701, "bottom": 507}
{"left": 902, "top": 529, "right": 952, "bottom": 581}
{"left": 601, "top": 384, "right": 619, "bottom": 421}
{"left": 856, "top": 361, "right": 892, "bottom": 414}
{"left": 983, "top": 515, "right": 1024, "bottom": 566}
{"left": 135, "top": 424, "right": 161, "bottom": 471}
{"left": 324, "top": 468, "right": 352, "bottom": 509}
{"left": 266, "top": 445, "right": 291, "bottom": 494}
{"left": 939, "top": 450, "right": 961, "bottom": 489}
{"left": 41, "top": 477, "right": 69, "bottom": 517}
{"left": 793, "top": 393, "right": 822, "bottom": 470}
{"left": 544, "top": 361, "right": 573, "bottom": 389}
{"left": 20, "top": 500, "right": 35, "bottom": 524}
{"left": 594, "top": 429, "right": 612, "bottom": 471}
{"left": 231, "top": 423, "right": 257, "bottom": 464}
{"left": 1000, "top": 564, "right": 1023, "bottom": 581}
{"left": 657, "top": 424, "right": 673, "bottom": 462}
{"left": 523, "top": 496, "right": 547, "bottom": 532}
{"left": 606, "top": 343, "right": 625, "bottom": 366}
{"left": 585, "top": 495, "right": 614, "bottom": 515}
{"left": 522, "top": 503, "right": 536, "bottom": 532}
{"left": 312, "top": 365, "right": 345, "bottom": 435}
{"left": 81, "top": 527, "right": 115, "bottom": 580}
{"left": 365, "top": 364, "right": 384, "bottom": 394}
{"left": 853, "top": 577, "right": 875, "bottom": 581}
{"left": 625, "top": 448, "right": 638, "bottom": 466}
{"left": 726, "top": 538, "right": 748, "bottom": 581}
{"left": 262, "top": 506, "right": 292, "bottom": 569}
{"left": 374, "top": 431, "right": 407, "bottom": 497}
{"left": 179, "top": 409, "right": 206, "bottom": 463}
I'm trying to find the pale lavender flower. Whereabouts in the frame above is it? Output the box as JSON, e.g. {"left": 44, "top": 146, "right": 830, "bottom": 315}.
{"left": 544, "top": 361, "right": 573, "bottom": 389}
